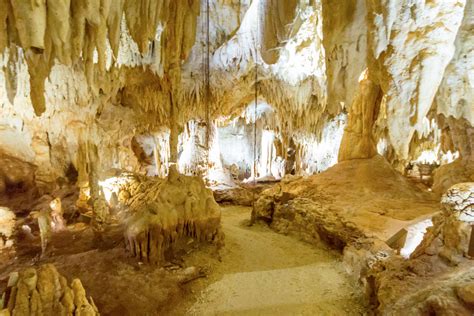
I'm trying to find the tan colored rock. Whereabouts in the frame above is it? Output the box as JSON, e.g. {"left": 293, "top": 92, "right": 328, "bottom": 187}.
{"left": 0, "top": 207, "right": 15, "bottom": 250}
{"left": 457, "top": 282, "right": 474, "bottom": 306}
{"left": 321, "top": 0, "right": 367, "bottom": 113}
{"left": 411, "top": 183, "right": 472, "bottom": 264}
{"left": 0, "top": 151, "right": 36, "bottom": 195}
{"left": 338, "top": 70, "right": 382, "bottom": 161}
{"left": 122, "top": 166, "right": 224, "bottom": 264}
{"left": 258, "top": 0, "right": 298, "bottom": 65}
{"left": 10, "top": 0, "right": 47, "bottom": 50}
{"left": 441, "top": 182, "right": 474, "bottom": 217}
{"left": 433, "top": 117, "right": 474, "bottom": 194}
{"left": 2, "top": 264, "right": 98, "bottom": 315}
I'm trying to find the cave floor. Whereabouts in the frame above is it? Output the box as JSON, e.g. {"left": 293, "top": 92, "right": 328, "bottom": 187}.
{"left": 174, "top": 205, "right": 367, "bottom": 315}
{"left": 1, "top": 203, "right": 367, "bottom": 315}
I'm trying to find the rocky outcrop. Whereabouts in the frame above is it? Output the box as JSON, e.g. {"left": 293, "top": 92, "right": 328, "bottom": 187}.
{"left": 367, "top": 183, "right": 474, "bottom": 314}
{"left": 0, "top": 264, "right": 98, "bottom": 315}
{"left": 120, "top": 166, "right": 224, "bottom": 264}
{"left": 254, "top": 156, "right": 438, "bottom": 239}
{"left": 412, "top": 182, "right": 473, "bottom": 263}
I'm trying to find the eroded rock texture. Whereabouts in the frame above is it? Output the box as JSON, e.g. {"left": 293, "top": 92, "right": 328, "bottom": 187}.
{"left": 0, "top": 264, "right": 98, "bottom": 315}
{"left": 254, "top": 156, "right": 438, "bottom": 243}
{"left": 338, "top": 71, "right": 382, "bottom": 161}
{"left": 433, "top": 117, "right": 474, "bottom": 194}
{"left": 254, "top": 165, "right": 474, "bottom": 313}
{"left": 412, "top": 183, "right": 473, "bottom": 262}
{"left": 0, "top": 207, "right": 15, "bottom": 250}
{"left": 367, "top": 183, "right": 474, "bottom": 314}
{"left": 0, "top": 151, "right": 36, "bottom": 195}
{"left": 0, "top": 0, "right": 471, "bottom": 188}
{"left": 120, "top": 166, "right": 223, "bottom": 264}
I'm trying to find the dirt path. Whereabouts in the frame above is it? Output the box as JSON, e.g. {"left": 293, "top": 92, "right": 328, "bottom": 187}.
{"left": 180, "top": 205, "right": 367, "bottom": 315}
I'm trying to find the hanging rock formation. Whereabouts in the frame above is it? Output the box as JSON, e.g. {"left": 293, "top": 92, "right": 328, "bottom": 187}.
{"left": 433, "top": 117, "right": 474, "bottom": 194}
{"left": 365, "top": 0, "right": 467, "bottom": 159}
{"left": 0, "top": 0, "right": 471, "bottom": 183}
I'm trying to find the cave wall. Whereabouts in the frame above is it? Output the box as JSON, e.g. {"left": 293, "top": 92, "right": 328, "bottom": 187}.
{"left": 0, "top": 0, "right": 472, "bottom": 189}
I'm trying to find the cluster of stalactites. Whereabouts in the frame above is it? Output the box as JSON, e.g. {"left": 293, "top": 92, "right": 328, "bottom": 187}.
{"left": 120, "top": 166, "right": 223, "bottom": 264}
{"left": 0, "top": 0, "right": 200, "bottom": 115}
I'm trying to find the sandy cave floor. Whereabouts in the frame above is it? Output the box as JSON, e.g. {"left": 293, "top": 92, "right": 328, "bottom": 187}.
{"left": 173, "top": 205, "right": 367, "bottom": 315}
{"left": 1, "top": 204, "right": 367, "bottom": 315}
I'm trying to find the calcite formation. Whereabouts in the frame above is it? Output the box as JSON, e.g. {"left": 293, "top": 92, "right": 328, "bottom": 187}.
{"left": 0, "top": 0, "right": 471, "bottom": 185}
{"left": 0, "top": 264, "right": 98, "bottom": 315}
{"left": 121, "top": 166, "right": 223, "bottom": 264}
{"left": 366, "top": 184, "right": 474, "bottom": 314}
{"left": 433, "top": 117, "right": 474, "bottom": 194}
{"left": 412, "top": 182, "right": 473, "bottom": 263}
{"left": 441, "top": 182, "right": 474, "bottom": 217}
{"left": 338, "top": 70, "right": 382, "bottom": 161}
{"left": 253, "top": 156, "right": 438, "bottom": 242}
{"left": 251, "top": 156, "right": 474, "bottom": 313}
{"left": 0, "top": 207, "right": 15, "bottom": 250}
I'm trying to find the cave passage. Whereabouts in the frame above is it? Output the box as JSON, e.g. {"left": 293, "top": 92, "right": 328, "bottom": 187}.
{"left": 1, "top": 0, "right": 473, "bottom": 315}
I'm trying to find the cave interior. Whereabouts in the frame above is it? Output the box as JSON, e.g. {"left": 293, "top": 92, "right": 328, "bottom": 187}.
{"left": 0, "top": 0, "right": 473, "bottom": 315}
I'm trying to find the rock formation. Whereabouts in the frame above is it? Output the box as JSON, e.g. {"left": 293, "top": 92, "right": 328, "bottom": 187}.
{"left": 0, "top": 207, "right": 15, "bottom": 250}
{"left": 0, "top": 264, "right": 98, "bottom": 315}
{"left": 412, "top": 182, "right": 473, "bottom": 263}
{"left": 366, "top": 183, "right": 474, "bottom": 314}
{"left": 338, "top": 70, "right": 382, "bottom": 161}
{"left": 119, "top": 166, "right": 223, "bottom": 264}
{"left": 0, "top": 0, "right": 472, "bottom": 314}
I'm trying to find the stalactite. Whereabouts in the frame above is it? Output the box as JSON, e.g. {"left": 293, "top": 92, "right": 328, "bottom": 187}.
{"left": 258, "top": 0, "right": 299, "bottom": 65}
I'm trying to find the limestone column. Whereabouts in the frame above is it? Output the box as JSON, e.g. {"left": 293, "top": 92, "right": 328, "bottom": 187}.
{"left": 338, "top": 70, "right": 382, "bottom": 161}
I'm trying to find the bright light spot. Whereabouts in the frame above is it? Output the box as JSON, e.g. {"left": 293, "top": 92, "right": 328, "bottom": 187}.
{"left": 358, "top": 68, "right": 369, "bottom": 82}
{"left": 413, "top": 145, "right": 460, "bottom": 165}
{"left": 243, "top": 102, "right": 274, "bottom": 124}
{"left": 400, "top": 218, "right": 433, "bottom": 258}
{"left": 416, "top": 149, "right": 439, "bottom": 164}
{"left": 377, "top": 138, "right": 388, "bottom": 156}
{"left": 297, "top": 113, "right": 346, "bottom": 174}
{"left": 99, "top": 177, "right": 129, "bottom": 204}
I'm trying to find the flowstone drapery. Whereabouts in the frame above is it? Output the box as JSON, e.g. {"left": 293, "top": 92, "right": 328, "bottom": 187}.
{"left": 121, "top": 166, "right": 223, "bottom": 264}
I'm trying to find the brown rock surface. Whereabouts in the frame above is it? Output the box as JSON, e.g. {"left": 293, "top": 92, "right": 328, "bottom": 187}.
{"left": 1, "top": 264, "right": 98, "bottom": 315}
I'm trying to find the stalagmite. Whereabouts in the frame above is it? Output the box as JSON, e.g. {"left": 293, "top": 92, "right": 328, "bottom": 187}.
{"left": 122, "top": 165, "right": 223, "bottom": 264}
{"left": 0, "top": 0, "right": 472, "bottom": 314}
{"left": 37, "top": 208, "right": 51, "bottom": 256}
{"left": 0, "top": 264, "right": 99, "bottom": 315}
{"left": 338, "top": 70, "right": 382, "bottom": 161}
